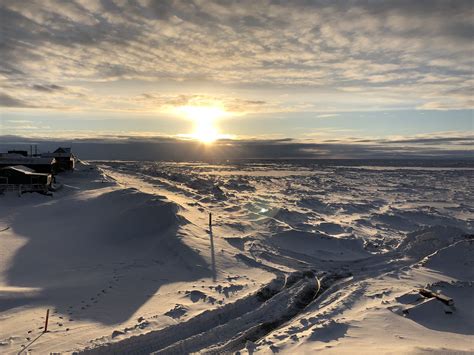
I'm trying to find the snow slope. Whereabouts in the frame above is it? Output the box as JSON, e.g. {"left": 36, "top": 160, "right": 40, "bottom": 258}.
{"left": 0, "top": 160, "right": 472, "bottom": 354}
{"left": 0, "top": 162, "right": 272, "bottom": 354}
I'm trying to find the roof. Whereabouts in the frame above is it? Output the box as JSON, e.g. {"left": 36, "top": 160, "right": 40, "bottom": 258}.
{"left": 0, "top": 157, "right": 56, "bottom": 165}
{"left": 0, "top": 153, "right": 25, "bottom": 159}
{"left": 54, "top": 147, "right": 71, "bottom": 154}
{"left": 42, "top": 147, "right": 75, "bottom": 159}
{"left": 42, "top": 152, "right": 74, "bottom": 159}
{"left": 0, "top": 165, "right": 50, "bottom": 176}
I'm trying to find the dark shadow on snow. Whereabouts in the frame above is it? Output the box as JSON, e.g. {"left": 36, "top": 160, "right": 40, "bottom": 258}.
{"left": 4, "top": 188, "right": 212, "bottom": 325}
{"left": 308, "top": 322, "right": 349, "bottom": 343}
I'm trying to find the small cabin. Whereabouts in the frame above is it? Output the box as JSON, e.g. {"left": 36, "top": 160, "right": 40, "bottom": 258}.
{"left": 41, "top": 147, "right": 76, "bottom": 172}
{"left": 0, "top": 165, "right": 52, "bottom": 194}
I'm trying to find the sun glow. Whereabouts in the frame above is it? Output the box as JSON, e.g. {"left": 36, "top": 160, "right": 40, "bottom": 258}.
{"left": 178, "top": 105, "right": 228, "bottom": 143}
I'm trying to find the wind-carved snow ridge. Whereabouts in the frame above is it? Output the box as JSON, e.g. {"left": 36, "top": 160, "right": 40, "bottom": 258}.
{"left": 396, "top": 225, "right": 468, "bottom": 258}
{"left": 1, "top": 160, "right": 473, "bottom": 354}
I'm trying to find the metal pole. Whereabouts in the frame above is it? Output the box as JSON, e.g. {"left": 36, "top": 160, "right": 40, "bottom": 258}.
{"left": 44, "top": 309, "right": 50, "bottom": 333}
{"left": 208, "top": 212, "right": 216, "bottom": 281}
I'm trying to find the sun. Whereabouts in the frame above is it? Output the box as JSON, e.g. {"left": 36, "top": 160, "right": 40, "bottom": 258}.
{"left": 178, "top": 106, "right": 227, "bottom": 143}
{"left": 193, "top": 118, "right": 219, "bottom": 143}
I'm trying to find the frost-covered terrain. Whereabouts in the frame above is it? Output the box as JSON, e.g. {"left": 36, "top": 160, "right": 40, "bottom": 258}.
{"left": 0, "top": 160, "right": 473, "bottom": 354}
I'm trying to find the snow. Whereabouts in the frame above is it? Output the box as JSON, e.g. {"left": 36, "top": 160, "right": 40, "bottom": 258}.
{"left": 1, "top": 165, "right": 37, "bottom": 174}
{"left": 269, "top": 230, "right": 369, "bottom": 261}
{"left": 0, "top": 160, "right": 473, "bottom": 353}
{"left": 421, "top": 240, "right": 474, "bottom": 280}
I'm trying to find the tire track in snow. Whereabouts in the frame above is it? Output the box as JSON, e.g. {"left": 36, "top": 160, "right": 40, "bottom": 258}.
{"left": 79, "top": 271, "right": 327, "bottom": 354}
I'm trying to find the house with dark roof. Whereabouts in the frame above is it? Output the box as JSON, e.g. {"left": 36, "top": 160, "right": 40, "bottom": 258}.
{"left": 0, "top": 154, "right": 57, "bottom": 174}
{"left": 0, "top": 165, "right": 52, "bottom": 194}
{"left": 41, "top": 147, "right": 76, "bottom": 172}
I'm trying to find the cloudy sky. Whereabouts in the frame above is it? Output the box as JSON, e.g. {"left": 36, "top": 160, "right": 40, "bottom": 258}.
{"left": 0, "top": 0, "right": 472, "bottom": 157}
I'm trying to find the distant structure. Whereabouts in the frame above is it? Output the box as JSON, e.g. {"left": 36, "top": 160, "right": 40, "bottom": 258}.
{"left": 0, "top": 165, "right": 52, "bottom": 194}
{"left": 7, "top": 150, "right": 29, "bottom": 157}
{"left": 41, "top": 147, "right": 76, "bottom": 172}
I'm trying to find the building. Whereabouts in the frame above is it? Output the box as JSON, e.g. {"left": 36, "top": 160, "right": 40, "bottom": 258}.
{"left": 0, "top": 154, "right": 57, "bottom": 174}
{"left": 0, "top": 165, "right": 52, "bottom": 194}
{"left": 41, "top": 147, "right": 76, "bottom": 171}
{"left": 7, "top": 150, "right": 28, "bottom": 157}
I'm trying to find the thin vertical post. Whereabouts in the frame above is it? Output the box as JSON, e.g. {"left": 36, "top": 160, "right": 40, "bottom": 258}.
{"left": 44, "top": 309, "right": 50, "bottom": 333}
{"left": 208, "top": 212, "right": 216, "bottom": 282}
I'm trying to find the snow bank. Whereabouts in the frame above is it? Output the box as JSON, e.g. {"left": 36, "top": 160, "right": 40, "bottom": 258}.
{"left": 270, "top": 230, "right": 369, "bottom": 261}
{"left": 298, "top": 197, "right": 336, "bottom": 214}
{"left": 94, "top": 189, "right": 186, "bottom": 243}
{"left": 397, "top": 226, "right": 467, "bottom": 258}
{"left": 0, "top": 168, "right": 220, "bottom": 353}
{"left": 421, "top": 239, "right": 474, "bottom": 280}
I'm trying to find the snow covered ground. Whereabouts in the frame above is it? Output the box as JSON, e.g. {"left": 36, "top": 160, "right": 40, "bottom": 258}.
{"left": 0, "top": 160, "right": 473, "bottom": 354}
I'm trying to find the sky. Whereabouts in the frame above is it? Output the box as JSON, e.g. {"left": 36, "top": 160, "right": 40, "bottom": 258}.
{"left": 0, "top": 0, "right": 473, "bottom": 159}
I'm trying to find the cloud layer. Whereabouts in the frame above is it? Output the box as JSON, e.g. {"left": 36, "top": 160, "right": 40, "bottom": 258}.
{"left": 1, "top": 0, "right": 473, "bottom": 113}
{"left": 1, "top": 132, "right": 472, "bottom": 160}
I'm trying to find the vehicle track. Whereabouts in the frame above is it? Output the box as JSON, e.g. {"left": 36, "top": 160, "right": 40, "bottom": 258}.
{"left": 79, "top": 271, "right": 327, "bottom": 354}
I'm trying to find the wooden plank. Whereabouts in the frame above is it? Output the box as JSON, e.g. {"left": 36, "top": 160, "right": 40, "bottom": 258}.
{"left": 418, "top": 288, "right": 454, "bottom": 306}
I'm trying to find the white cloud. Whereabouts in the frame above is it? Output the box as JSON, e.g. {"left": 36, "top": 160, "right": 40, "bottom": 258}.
{"left": 0, "top": 0, "right": 472, "bottom": 113}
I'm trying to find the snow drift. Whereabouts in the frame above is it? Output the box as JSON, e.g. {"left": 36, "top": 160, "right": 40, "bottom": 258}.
{"left": 270, "top": 230, "right": 369, "bottom": 261}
